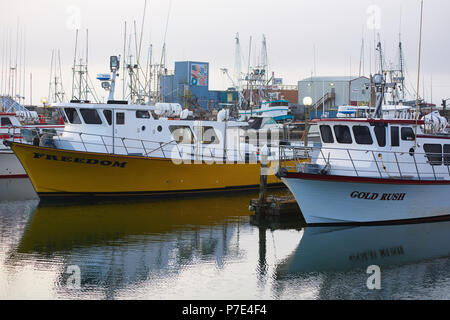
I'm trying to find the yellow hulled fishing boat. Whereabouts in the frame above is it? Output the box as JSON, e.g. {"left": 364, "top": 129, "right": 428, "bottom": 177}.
{"left": 5, "top": 56, "right": 312, "bottom": 200}
{"left": 7, "top": 141, "right": 292, "bottom": 199}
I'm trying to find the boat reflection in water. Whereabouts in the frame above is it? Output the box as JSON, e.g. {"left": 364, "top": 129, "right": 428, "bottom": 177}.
{"left": 275, "top": 219, "right": 450, "bottom": 299}
{"left": 6, "top": 193, "right": 263, "bottom": 299}
{"left": 2, "top": 194, "right": 450, "bottom": 299}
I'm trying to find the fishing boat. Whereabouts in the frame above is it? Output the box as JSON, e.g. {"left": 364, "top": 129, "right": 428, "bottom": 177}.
{"left": 1, "top": 113, "right": 27, "bottom": 178}
{"left": 238, "top": 99, "right": 293, "bottom": 122}
{"left": 5, "top": 57, "right": 307, "bottom": 200}
{"left": 277, "top": 70, "right": 450, "bottom": 225}
{"left": 5, "top": 101, "right": 301, "bottom": 199}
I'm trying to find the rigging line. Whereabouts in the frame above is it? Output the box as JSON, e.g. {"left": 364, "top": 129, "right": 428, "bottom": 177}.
{"left": 160, "top": 0, "right": 173, "bottom": 69}
{"left": 414, "top": 0, "right": 424, "bottom": 147}
{"left": 71, "top": 29, "right": 79, "bottom": 99}
{"left": 58, "top": 49, "right": 65, "bottom": 100}
{"left": 48, "top": 49, "right": 54, "bottom": 102}
{"left": 137, "top": 0, "right": 147, "bottom": 67}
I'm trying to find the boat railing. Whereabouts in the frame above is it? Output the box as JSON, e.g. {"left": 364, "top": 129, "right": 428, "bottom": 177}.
{"left": 4, "top": 125, "right": 64, "bottom": 143}
{"left": 279, "top": 144, "right": 450, "bottom": 181}
{"left": 27, "top": 128, "right": 282, "bottom": 163}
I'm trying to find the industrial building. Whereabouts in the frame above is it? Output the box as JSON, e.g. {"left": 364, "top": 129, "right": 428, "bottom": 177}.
{"left": 160, "top": 61, "right": 238, "bottom": 110}
{"left": 298, "top": 76, "right": 371, "bottom": 117}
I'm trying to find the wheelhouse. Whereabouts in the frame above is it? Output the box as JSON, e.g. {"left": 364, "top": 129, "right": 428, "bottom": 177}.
{"left": 315, "top": 119, "right": 421, "bottom": 151}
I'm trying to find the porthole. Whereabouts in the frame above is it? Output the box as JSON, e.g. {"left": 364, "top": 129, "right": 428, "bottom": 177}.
{"left": 142, "top": 126, "right": 146, "bottom": 131}
{"left": 157, "top": 126, "right": 163, "bottom": 132}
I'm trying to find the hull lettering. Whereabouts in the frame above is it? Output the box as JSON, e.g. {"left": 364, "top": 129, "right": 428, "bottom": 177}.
{"left": 351, "top": 191, "right": 406, "bottom": 201}
{"left": 33, "top": 152, "right": 127, "bottom": 168}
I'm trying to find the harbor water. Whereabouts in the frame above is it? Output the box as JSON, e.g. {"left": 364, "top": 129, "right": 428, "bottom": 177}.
{"left": 0, "top": 178, "right": 449, "bottom": 300}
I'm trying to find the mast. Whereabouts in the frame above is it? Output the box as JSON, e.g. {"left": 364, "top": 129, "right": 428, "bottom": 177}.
{"left": 71, "top": 29, "right": 79, "bottom": 99}
{"left": 359, "top": 37, "right": 364, "bottom": 77}
{"left": 22, "top": 28, "right": 26, "bottom": 105}
{"left": 234, "top": 33, "right": 242, "bottom": 108}
{"left": 247, "top": 36, "right": 252, "bottom": 112}
{"left": 122, "top": 22, "right": 127, "bottom": 100}
{"left": 375, "top": 34, "right": 383, "bottom": 75}
{"left": 48, "top": 49, "right": 54, "bottom": 102}
{"left": 85, "top": 29, "right": 89, "bottom": 101}
{"left": 414, "top": 0, "right": 424, "bottom": 143}
{"left": 398, "top": 36, "right": 405, "bottom": 102}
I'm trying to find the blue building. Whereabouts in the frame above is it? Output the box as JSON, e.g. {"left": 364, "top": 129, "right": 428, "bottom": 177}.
{"left": 160, "top": 61, "right": 238, "bottom": 110}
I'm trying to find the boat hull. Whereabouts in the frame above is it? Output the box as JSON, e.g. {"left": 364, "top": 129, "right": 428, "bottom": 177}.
{"left": 0, "top": 150, "right": 27, "bottom": 179}
{"left": 282, "top": 173, "right": 450, "bottom": 225}
{"left": 10, "top": 142, "right": 287, "bottom": 199}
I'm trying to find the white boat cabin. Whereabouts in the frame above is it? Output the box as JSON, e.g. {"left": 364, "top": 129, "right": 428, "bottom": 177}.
{"left": 0, "top": 113, "right": 23, "bottom": 150}
{"left": 52, "top": 102, "right": 284, "bottom": 162}
{"left": 337, "top": 105, "right": 415, "bottom": 119}
{"left": 238, "top": 99, "right": 293, "bottom": 122}
{"left": 313, "top": 117, "right": 450, "bottom": 180}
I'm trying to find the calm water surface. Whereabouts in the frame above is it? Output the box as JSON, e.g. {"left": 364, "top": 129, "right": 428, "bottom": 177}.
{"left": 0, "top": 179, "right": 449, "bottom": 300}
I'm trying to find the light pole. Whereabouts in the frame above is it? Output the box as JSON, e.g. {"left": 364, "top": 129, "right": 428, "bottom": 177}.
{"left": 303, "top": 96, "right": 313, "bottom": 151}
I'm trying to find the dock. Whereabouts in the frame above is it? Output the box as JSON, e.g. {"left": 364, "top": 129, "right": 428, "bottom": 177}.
{"left": 249, "top": 195, "right": 301, "bottom": 217}
{"left": 249, "top": 151, "right": 304, "bottom": 225}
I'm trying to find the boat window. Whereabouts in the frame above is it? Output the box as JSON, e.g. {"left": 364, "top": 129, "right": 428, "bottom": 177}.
{"left": 1, "top": 117, "right": 12, "bottom": 126}
{"left": 390, "top": 126, "right": 400, "bottom": 147}
{"left": 64, "top": 108, "right": 82, "bottom": 124}
{"left": 194, "top": 126, "right": 220, "bottom": 145}
{"left": 58, "top": 109, "right": 68, "bottom": 124}
{"left": 170, "top": 126, "right": 195, "bottom": 144}
{"left": 333, "top": 125, "right": 352, "bottom": 144}
{"left": 444, "top": 145, "right": 450, "bottom": 166}
{"left": 136, "top": 110, "right": 151, "bottom": 119}
{"left": 116, "top": 112, "right": 125, "bottom": 125}
{"left": 401, "top": 127, "right": 415, "bottom": 141}
{"left": 423, "top": 144, "right": 442, "bottom": 166}
{"left": 352, "top": 125, "right": 373, "bottom": 145}
{"left": 320, "top": 125, "right": 334, "bottom": 143}
{"left": 80, "top": 109, "right": 102, "bottom": 125}
{"left": 270, "top": 101, "right": 287, "bottom": 107}
{"left": 103, "top": 110, "right": 112, "bottom": 126}
{"left": 374, "top": 126, "right": 386, "bottom": 147}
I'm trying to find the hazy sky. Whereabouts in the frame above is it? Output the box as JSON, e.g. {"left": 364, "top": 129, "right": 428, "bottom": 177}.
{"left": 1, "top": 0, "right": 449, "bottom": 105}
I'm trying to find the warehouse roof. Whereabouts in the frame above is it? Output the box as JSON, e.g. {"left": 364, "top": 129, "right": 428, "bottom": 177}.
{"left": 299, "top": 76, "right": 370, "bottom": 82}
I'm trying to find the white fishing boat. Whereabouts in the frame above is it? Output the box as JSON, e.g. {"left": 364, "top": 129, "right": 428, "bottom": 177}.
{"left": 0, "top": 112, "right": 64, "bottom": 179}
{"left": 278, "top": 70, "right": 450, "bottom": 225}
{"left": 238, "top": 99, "right": 293, "bottom": 122}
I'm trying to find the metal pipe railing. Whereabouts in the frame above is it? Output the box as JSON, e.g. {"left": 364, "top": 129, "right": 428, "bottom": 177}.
{"left": 10, "top": 127, "right": 292, "bottom": 163}
{"left": 279, "top": 144, "right": 450, "bottom": 181}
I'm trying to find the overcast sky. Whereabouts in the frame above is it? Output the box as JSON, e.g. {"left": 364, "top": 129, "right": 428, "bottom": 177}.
{"left": 1, "top": 0, "right": 449, "bottom": 105}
